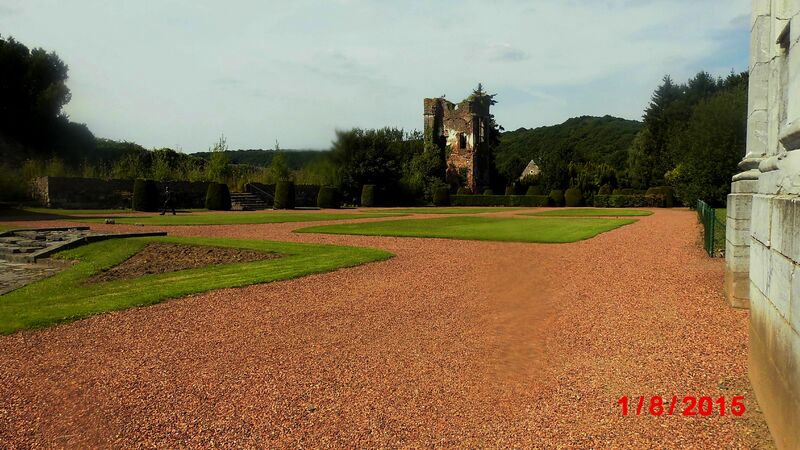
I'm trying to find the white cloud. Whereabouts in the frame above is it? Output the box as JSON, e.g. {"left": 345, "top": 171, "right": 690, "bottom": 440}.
{"left": 0, "top": 0, "right": 750, "bottom": 150}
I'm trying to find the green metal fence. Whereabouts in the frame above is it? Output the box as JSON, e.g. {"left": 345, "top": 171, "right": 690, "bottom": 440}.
{"left": 696, "top": 199, "right": 726, "bottom": 257}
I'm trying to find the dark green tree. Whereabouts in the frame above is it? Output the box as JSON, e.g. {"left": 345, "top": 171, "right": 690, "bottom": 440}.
{"left": 270, "top": 151, "right": 291, "bottom": 181}
{"left": 468, "top": 83, "right": 504, "bottom": 190}
{"left": 495, "top": 116, "right": 642, "bottom": 186}
{"left": 206, "top": 135, "right": 230, "bottom": 183}
{"left": 666, "top": 84, "right": 747, "bottom": 207}
{"left": 328, "top": 127, "right": 406, "bottom": 203}
{"left": 0, "top": 35, "right": 95, "bottom": 165}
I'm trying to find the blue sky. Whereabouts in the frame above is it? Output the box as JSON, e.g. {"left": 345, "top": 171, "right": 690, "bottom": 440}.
{"left": 0, "top": 0, "right": 750, "bottom": 151}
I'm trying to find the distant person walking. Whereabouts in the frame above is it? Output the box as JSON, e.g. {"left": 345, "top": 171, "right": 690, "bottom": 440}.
{"left": 160, "top": 186, "right": 176, "bottom": 215}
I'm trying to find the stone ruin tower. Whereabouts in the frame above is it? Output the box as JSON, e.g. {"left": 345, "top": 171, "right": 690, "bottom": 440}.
{"left": 424, "top": 94, "right": 491, "bottom": 193}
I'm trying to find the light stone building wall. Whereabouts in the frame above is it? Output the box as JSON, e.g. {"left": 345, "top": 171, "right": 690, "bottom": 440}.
{"left": 726, "top": 0, "right": 800, "bottom": 447}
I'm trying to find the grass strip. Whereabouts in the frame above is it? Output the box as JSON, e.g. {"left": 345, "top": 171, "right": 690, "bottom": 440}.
{"left": 297, "top": 216, "right": 636, "bottom": 243}
{"left": 0, "top": 236, "right": 392, "bottom": 334}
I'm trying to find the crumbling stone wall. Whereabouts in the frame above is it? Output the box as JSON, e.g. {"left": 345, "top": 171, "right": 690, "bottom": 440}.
{"left": 726, "top": 1, "right": 800, "bottom": 447}
{"left": 33, "top": 177, "right": 210, "bottom": 209}
{"left": 424, "top": 96, "right": 490, "bottom": 192}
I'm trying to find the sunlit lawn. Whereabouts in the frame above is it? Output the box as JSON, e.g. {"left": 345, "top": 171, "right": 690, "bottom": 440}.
{"left": 73, "top": 211, "right": 405, "bottom": 225}
{"left": 374, "top": 207, "right": 520, "bottom": 214}
{"left": 0, "top": 207, "right": 405, "bottom": 226}
{"left": 525, "top": 208, "right": 653, "bottom": 217}
{"left": 297, "top": 216, "right": 636, "bottom": 243}
{"left": 0, "top": 236, "right": 392, "bottom": 334}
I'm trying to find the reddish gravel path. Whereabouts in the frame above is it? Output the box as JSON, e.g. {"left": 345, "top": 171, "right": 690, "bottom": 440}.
{"left": 0, "top": 209, "right": 772, "bottom": 448}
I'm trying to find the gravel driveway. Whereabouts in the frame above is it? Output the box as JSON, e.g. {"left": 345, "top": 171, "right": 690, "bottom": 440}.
{"left": 0, "top": 209, "right": 773, "bottom": 448}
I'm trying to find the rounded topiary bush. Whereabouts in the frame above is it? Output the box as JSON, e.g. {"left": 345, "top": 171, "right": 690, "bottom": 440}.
{"left": 317, "top": 186, "right": 340, "bottom": 209}
{"left": 456, "top": 187, "right": 472, "bottom": 195}
{"left": 433, "top": 186, "right": 450, "bottom": 206}
{"left": 549, "top": 189, "right": 565, "bottom": 207}
{"left": 565, "top": 187, "right": 583, "bottom": 207}
{"left": 598, "top": 184, "right": 612, "bottom": 195}
{"left": 205, "top": 182, "right": 231, "bottom": 211}
{"left": 361, "top": 184, "right": 376, "bottom": 207}
{"left": 504, "top": 186, "right": 516, "bottom": 196}
{"left": 483, "top": 188, "right": 495, "bottom": 196}
{"left": 132, "top": 179, "right": 158, "bottom": 212}
{"left": 274, "top": 180, "right": 295, "bottom": 209}
{"left": 525, "top": 185, "right": 543, "bottom": 196}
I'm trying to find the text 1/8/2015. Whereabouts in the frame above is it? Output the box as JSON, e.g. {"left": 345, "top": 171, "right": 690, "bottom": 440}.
{"left": 618, "top": 396, "right": 745, "bottom": 417}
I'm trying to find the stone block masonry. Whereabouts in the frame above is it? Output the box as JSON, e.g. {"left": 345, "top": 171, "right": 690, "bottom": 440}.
{"left": 748, "top": 197, "right": 800, "bottom": 450}
{"left": 726, "top": 1, "right": 800, "bottom": 447}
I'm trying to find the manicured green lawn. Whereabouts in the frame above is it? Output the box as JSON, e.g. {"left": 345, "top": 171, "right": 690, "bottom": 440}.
{"left": 297, "top": 216, "right": 636, "bottom": 243}
{"left": 0, "top": 207, "right": 404, "bottom": 226}
{"left": 69, "top": 211, "right": 405, "bottom": 226}
{"left": 714, "top": 208, "right": 727, "bottom": 254}
{"left": 526, "top": 208, "right": 653, "bottom": 217}
{"left": 0, "top": 236, "right": 392, "bottom": 334}
{"left": 374, "top": 207, "right": 520, "bottom": 214}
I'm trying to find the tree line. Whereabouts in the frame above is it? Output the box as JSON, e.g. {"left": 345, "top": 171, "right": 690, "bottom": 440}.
{"left": 629, "top": 71, "right": 748, "bottom": 207}
{"left": 0, "top": 33, "right": 747, "bottom": 207}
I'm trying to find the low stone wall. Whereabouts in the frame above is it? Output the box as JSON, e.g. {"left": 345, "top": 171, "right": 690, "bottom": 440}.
{"left": 32, "top": 177, "right": 210, "bottom": 209}
{"left": 296, "top": 185, "right": 321, "bottom": 207}
{"left": 725, "top": 179, "right": 755, "bottom": 309}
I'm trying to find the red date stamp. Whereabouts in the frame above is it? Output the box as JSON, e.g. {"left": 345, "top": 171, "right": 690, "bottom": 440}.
{"left": 618, "top": 396, "right": 745, "bottom": 417}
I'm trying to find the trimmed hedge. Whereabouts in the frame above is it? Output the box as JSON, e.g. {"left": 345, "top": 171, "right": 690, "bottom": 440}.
{"left": 316, "top": 186, "right": 340, "bottom": 209}
{"left": 132, "top": 179, "right": 159, "bottom": 212}
{"left": 456, "top": 187, "right": 472, "bottom": 195}
{"left": 450, "top": 195, "right": 549, "bottom": 207}
{"left": 361, "top": 184, "right": 376, "bottom": 207}
{"left": 433, "top": 187, "right": 449, "bottom": 206}
{"left": 205, "top": 182, "right": 231, "bottom": 211}
{"left": 645, "top": 186, "right": 675, "bottom": 207}
{"left": 565, "top": 188, "right": 583, "bottom": 207}
{"left": 526, "top": 185, "right": 543, "bottom": 196}
{"left": 504, "top": 186, "right": 516, "bottom": 196}
{"left": 549, "top": 189, "right": 565, "bottom": 207}
{"left": 483, "top": 189, "right": 494, "bottom": 196}
{"left": 594, "top": 194, "right": 665, "bottom": 208}
{"left": 598, "top": 184, "right": 612, "bottom": 195}
{"left": 274, "top": 180, "right": 295, "bottom": 209}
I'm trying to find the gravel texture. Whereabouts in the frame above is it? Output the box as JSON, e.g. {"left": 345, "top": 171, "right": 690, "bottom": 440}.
{"left": 0, "top": 209, "right": 773, "bottom": 448}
